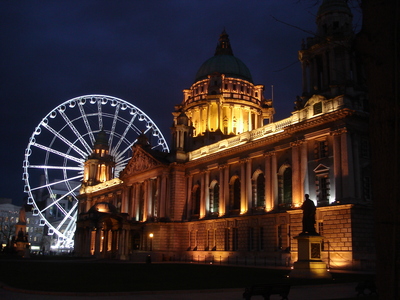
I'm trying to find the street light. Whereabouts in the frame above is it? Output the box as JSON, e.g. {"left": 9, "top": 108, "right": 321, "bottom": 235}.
{"left": 149, "top": 233, "right": 153, "bottom": 251}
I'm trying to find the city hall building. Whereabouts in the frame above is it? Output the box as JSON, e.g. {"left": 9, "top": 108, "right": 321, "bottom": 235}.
{"left": 75, "top": 0, "right": 374, "bottom": 270}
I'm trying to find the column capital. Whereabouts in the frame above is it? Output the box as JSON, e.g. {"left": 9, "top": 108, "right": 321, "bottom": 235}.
{"left": 218, "top": 163, "right": 229, "bottom": 170}
{"left": 330, "top": 127, "right": 348, "bottom": 136}
{"left": 264, "top": 150, "right": 276, "bottom": 157}
{"left": 240, "top": 157, "right": 251, "bottom": 164}
{"left": 290, "top": 139, "right": 305, "bottom": 147}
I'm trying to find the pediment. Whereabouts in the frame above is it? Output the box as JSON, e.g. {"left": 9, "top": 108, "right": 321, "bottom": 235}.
{"left": 313, "top": 163, "right": 329, "bottom": 173}
{"left": 120, "top": 147, "right": 163, "bottom": 177}
{"left": 304, "top": 94, "right": 326, "bottom": 107}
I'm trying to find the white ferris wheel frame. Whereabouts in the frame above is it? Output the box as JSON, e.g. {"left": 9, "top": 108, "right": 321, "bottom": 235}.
{"left": 22, "top": 94, "right": 169, "bottom": 250}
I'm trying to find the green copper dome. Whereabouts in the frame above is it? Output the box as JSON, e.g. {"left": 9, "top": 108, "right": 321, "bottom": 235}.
{"left": 194, "top": 30, "right": 253, "bottom": 83}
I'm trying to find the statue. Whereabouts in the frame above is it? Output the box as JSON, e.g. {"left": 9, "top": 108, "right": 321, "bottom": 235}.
{"left": 301, "top": 194, "right": 318, "bottom": 235}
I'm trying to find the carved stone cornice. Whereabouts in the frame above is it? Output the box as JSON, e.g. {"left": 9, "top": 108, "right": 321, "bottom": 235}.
{"left": 330, "top": 127, "right": 348, "bottom": 136}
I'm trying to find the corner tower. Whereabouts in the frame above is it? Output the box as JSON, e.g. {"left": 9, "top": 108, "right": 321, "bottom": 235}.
{"left": 173, "top": 30, "right": 274, "bottom": 151}
{"left": 82, "top": 130, "right": 115, "bottom": 186}
{"left": 299, "top": 0, "right": 365, "bottom": 101}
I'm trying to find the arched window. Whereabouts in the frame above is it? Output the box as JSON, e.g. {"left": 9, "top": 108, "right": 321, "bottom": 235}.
{"left": 230, "top": 177, "right": 241, "bottom": 210}
{"left": 278, "top": 166, "right": 292, "bottom": 207}
{"left": 192, "top": 185, "right": 201, "bottom": 215}
{"left": 255, "top": 173, "right": 265, "bottom": 208}
{"left": 209, "top": 181, "right": 219, "bottom": 214}
{"left": 283, "top": 168, "right": 292, "bottom": 204}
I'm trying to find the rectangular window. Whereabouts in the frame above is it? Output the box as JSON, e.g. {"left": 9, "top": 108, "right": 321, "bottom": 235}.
{"left": 313, "top": 102, "right": 323, "bottom": 115}
{"left": 277, "top": 225, "right": 283, "bottom": 250}
{"left": 314, "top": 139, "right": 328, "bottom": 159}
{"left": 224, "top": 228, "right": 230, "bottom": 251}
{"left": 247, "top": 227, "right": 254, "bottom": 251}
{"left": 259, "top": 227, "right": 264, "bottom": 250}
{"left": 363, "top": 176, "right": 371, "bottom": 201}
{"left": 232, "top": 228, "right": 238, "bottom": 251}
{"left": 316, "top": 175, "right": 330, "bottom": 205}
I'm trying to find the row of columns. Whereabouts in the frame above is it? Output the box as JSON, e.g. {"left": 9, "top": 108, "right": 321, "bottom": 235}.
{"left": 332, "top": 128, "right": 356, "bottom": 202}
{"left": 75, "top": 226, "right": 131, "bottom": 260}
{"left": 120, "top": 174, "right": 169, "bottom": 222}
{"left": 186, "top": 153, "right": 280, "bottom": 219}
{"left": 187, "top": 103, "right": 262, "bottom": 137}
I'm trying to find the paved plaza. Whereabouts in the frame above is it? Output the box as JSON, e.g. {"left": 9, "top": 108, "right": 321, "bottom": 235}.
{"left": 0, "top": 282, "right": 362, "bottom": 300}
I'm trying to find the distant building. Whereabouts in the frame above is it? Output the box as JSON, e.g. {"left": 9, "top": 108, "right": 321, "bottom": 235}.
{"left": 75, "top": 0, "right": 374, "bottom": 270}
{"left": 0, "top": 200, "right": 20, "bottom": 250}
{"left": 34, "top": 179, "right": 79, "bottom": 252}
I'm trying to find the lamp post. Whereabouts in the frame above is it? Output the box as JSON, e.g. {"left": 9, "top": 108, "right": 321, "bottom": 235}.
{"left": 149, "top": 233, "right": 153, "bottom": 251}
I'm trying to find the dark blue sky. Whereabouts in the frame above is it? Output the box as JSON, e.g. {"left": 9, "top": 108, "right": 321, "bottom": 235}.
{"left": 1, "top": 1, "right": 361, "bottom": 205}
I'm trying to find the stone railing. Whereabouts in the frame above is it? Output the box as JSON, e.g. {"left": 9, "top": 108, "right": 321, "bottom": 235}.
{"left": 189, "top": 115, "right": 296, "bottom": 160}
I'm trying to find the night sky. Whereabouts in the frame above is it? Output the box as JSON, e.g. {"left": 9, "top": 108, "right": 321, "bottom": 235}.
{"left": 1, "top": 1, "right": 361, "bottom": 205}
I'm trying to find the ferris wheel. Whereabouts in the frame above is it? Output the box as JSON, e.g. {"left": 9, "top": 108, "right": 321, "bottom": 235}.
{"left": 22, "top": 95, "right": 169, "bottom": 250}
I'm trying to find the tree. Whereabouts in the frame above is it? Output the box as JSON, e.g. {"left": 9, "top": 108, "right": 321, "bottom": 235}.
{"left": 0, "top": 210, "right": 19, "bottom": 249}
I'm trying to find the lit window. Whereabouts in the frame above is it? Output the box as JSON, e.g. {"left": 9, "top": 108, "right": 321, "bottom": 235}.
{"left": 209, "top": 182, "right": 219, "bottom": 214}
{"left": 316, "top": 174, "right": 330, "bottom": 205}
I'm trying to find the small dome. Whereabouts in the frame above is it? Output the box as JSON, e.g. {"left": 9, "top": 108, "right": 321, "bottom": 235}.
{"left": 88, "top": 202, "right": 118, "bottom": 214}
{"left": 194, "top": 30, "right": 253, "bottom": 83}
{"left": 317, "top": 0, "right": 352, "bottom": 17}
{"left": 94, "top": 130, "right": 109, "bottom": 147}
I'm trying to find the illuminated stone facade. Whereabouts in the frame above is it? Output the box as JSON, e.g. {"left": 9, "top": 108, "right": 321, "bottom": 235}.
{"left": 75, "top": 0, "right": 374, "bottom": 270}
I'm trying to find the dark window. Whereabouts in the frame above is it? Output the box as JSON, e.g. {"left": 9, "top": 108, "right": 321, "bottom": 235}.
{"left": 256, "top": 173, "right": 265, "bottom": 207}
{"left": 210, "top": 183, "right": 220, "bottom": 213}
{"left": 283, "top": 168, "right": 292, "bottom": 205}
{"left": 230, "top": 178, "right": 241, "bottom": 210}
{"left": 248, "top": 227, "right": 254, "bottom": 251}
{"left": 192, "top": 186, "right": 200, "bottom": 215}
{"left": 232, "top": 228, "right": 238, "bottom": 251}
{"left": 313, "top": 102, "right": 323, "bottom": 115}
{"left": 314, "top": 140, "right": 328, "bottom": 159}
{"left": 224, "top": 228, "right": 230, "bottom": 251}
{"left": 259, "top": 227, "right": 264, "bottom": 250}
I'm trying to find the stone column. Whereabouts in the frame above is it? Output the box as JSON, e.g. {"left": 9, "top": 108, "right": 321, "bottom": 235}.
{"left": 332, "top": 129, "right": 343, "bottom": 201}
{"left": 246, "top": 158, "right": 252, "bottom": 213}
{"left": 218, "top": 165, "right": 225, "bottom": 216}
{"left": 271, "top": 152, "right": 278, "bottom": 207}
{"left": 301, "top": 60, "right": 308, "bottom": 94}
{"left": 200, "top": 171, "right": 206, "bottom": 218}
{"left": 223, "top": 164, "right": 230, "bottom": 215}
{"left": 291, "top": 141, "right": 302, "bottom": 207}
{"left": 340, "top": 128, "right": 355, "bottom": 201}
{"left": 240, "top": 160, "right": 246, "bottom": 213}
{"left": 134, "top": 183, "right": 140, "bottom": 221}
{"left": 300, "top": 140, "right": 309, "bottom": 198}
{"left": 187, "top": 175, "right": 193, "bottom": 219}
{"left": 159, "top": 174, "right": 167, "bottom": 218}
{"left": 95, "top": 227, "right": 102, "bottom": 257}
{"left": 203, "top": 170, "right": 210, "bottom": 218}
{"left": 142, "top": 180, "right": 148, "bottom": 222}
{"left": 118, "top": 229, "right": 126, "bottom": 260}
{"left": 264, "top": 152, "right": 273, "bottom": 211}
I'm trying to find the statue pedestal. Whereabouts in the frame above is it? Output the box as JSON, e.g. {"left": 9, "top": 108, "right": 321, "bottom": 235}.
{"left": 290, "top": 234, "right": 331, "bottom": 279}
